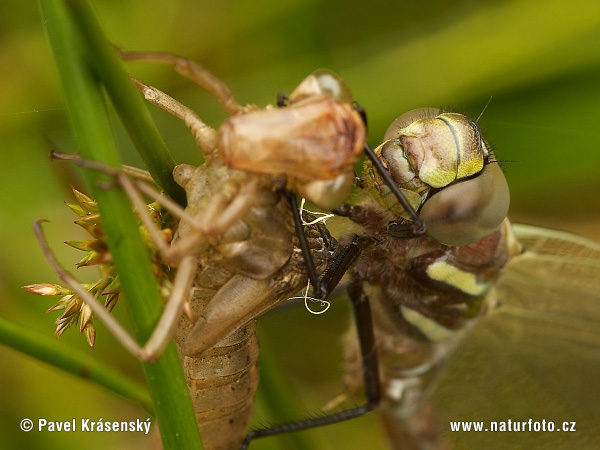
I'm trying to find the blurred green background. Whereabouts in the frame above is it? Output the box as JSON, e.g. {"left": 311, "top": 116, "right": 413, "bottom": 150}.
{"left": 1, "top": 0, "right": 599, "bottom": 449}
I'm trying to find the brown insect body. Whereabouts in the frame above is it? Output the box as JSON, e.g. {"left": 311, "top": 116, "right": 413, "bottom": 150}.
{"left": 341, "top": 203, "right": 519, "bottom": 449}
{"left": 115, "top": 59, "right": 360, "bottom": 448}
{"left": 171, "top": 156, "right": 334, "bottom": 449}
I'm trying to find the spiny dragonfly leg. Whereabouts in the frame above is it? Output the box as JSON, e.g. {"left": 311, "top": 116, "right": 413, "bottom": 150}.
{"left": 263, "top": 140, "right": 424, "bottom": 444}
{"left": 50, "top": 151, "right": 182, "bottom": 262}
{"left": 119, "top": 49, "right": 243, "bottom": 115}
{"left": 127, "top": 75, "right": 218, "bottom": 155}
{"left": 241, "top": 193, "right": 380, "bottom": 449}
{"left": 285, "top": 191, "right": 363, "bottom": 299}
{"left": 33, "top": 218, "right": 197, "bottom": 362}
{"left": 42, "top": 153, "right": 260, "bottom": 361}
{"left": 125, "top": 171, "right": 259, "bottom": 265}
{"left": 239, "top": 274, "right": 380, "bottom": 449}
{"left": 49, "top": 150, "right": 155, "bottom": 182}
{"left": 50, "top": 152, "right": 258, "bottom": 266}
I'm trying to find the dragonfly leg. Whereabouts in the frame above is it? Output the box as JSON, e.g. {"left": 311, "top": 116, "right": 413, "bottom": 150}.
{"left": 50, "top": 152, "right": 258, "bottom": 266}
{"left": 119, "top": 49, "right": 243, "bottom": 115}
{"left": 239, "top": 278, "right": 380, "bottom": 449}
{"left": 126, "top": 172, "right": 259, "bottom": 265}
{"left": 285, "top": 191, "right": 367, "bottom": 298}
{"left": 40, "top": 154, "right": 266, "bottom": 361}
{"left": 127, "top": 74, "right": 219, "bottom": 155}
{"left": 240, "top": 198, "right": 381, "bottom": 448}
{"left": 49, "top": 150, "right": 154, "bottom": 183}
{"left": 33, "top": 219, "right": 197, "bottom": 362}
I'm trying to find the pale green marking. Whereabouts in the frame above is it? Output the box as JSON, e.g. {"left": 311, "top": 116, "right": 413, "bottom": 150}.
{"left": 426, "top": 261, "right": 488, "bottom": 296}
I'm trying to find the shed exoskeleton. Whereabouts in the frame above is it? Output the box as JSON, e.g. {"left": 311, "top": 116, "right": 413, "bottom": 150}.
{"left": 32, "top": 49, "right": 375, "bottom": 449}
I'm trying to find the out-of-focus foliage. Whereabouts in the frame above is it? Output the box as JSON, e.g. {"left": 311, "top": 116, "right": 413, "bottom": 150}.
{"left": 1, "top": 0, "right": 599, "bottom": 449}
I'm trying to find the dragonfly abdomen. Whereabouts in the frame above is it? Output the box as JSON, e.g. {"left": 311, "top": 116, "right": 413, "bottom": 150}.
{"left": 178, "top": 320, "right": 260, "bottom": 450}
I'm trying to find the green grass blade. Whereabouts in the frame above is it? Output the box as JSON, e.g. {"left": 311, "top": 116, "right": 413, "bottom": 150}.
{"left": 39, "top": 1, "right": 203, "bottom": 448}
{"left": 0, "top": 315, "right": 153, "bottom": 413}
{"left": 61, "top": 1, "right": 186, "bottom": 205}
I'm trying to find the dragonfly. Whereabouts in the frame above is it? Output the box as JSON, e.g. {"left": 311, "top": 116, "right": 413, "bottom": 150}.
{"left": 357, "top": 111, "right": 600, "bottom": 449}
{"left": 242, "top": 108, "right": 600, "bottom": 449}
{"left": 28, "top": 49, "right": 600, "bottom": 449}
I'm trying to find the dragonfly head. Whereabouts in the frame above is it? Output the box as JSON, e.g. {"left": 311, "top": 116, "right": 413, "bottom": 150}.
{"left": 366, "top": 108, "right": 510, "bottom": 246}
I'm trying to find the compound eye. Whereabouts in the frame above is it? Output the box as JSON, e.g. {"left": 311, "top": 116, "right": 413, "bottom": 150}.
{"left": 311, "top": 70, "right": 353, "bottom": 102}
{"left": 289, "top": 70, "right": 353, "bottom": 103}
{"left": 420, "top": 162, "right": 510, "bottom": 246}
{"left": 383, "top": 108, "right": 441, "bottom": 141}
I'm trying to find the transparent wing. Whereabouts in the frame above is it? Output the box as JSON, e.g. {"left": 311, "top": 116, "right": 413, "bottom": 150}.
{"left": 426, "top": 224, "right": 600, "bottom": 448}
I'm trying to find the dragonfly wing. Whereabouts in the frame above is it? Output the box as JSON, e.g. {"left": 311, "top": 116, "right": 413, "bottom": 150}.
{"left": 425, "top": 224, "right": 600, "bottom": 448}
